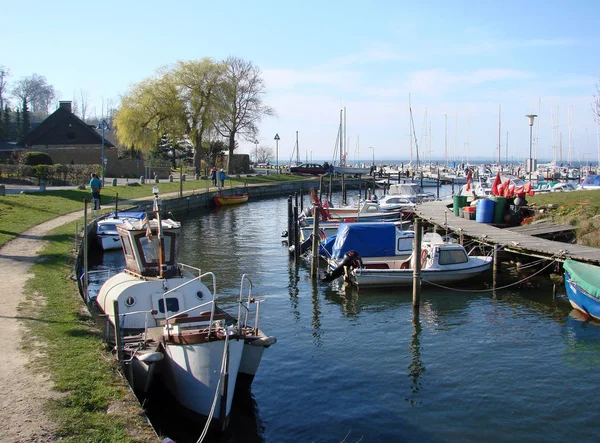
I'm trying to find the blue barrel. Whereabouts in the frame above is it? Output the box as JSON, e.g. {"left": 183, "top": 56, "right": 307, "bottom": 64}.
{"left": 476, "top": 199, "right": 495, "bottom": 223}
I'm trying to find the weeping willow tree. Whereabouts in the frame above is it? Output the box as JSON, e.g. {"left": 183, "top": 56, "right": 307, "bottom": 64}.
{"left": 115, "top": 57, "right": 274, "bottom": 174}
{"left": 115, "top": 58, "right": 225, "bottom": 172}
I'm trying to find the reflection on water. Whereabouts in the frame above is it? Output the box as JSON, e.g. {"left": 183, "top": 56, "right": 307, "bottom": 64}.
{"left": 89, "top": 194, "right": 600, "bottom": 442}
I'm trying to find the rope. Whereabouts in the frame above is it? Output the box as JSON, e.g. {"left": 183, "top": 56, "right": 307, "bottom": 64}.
{"left": 196, "top": 328, "right": 230, "bottom": 443}
{"left": 422, "top": 259, "right": 557, "bottom": 293}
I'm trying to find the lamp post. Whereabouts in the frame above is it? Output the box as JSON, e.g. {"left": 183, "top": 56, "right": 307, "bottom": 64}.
{"left": 253, "top": 139, "right": 259, "bottom": 164}
{"left": 525, "top": 114, "right": 537, "bottom": 183}
{"left": 274, "top": 133, "right": 280, "bottom": 174}
{"left": 368, "top": 146, "right": 375, "bottom": 166}
{"left": 97, "top": 119, "right": 110, "bottom": 186}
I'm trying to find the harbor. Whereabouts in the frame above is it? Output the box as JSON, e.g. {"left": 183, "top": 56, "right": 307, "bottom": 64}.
{"left": 85, "top": 191, "right": 600, "bottom": 442}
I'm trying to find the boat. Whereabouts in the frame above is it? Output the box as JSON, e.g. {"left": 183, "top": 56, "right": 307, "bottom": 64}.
{"left": 95, "top": 198, "right": 275, "bottom": 428}
{"left": 324, "top": 232, "right": 492, "bottom": 288}
{"left": 578, "top": 174, "right": 600, "bottom": 190}
{"left": 213, "top": 193, "right": 249, "bottom": 206}
{"left": 96, "top": 211, "right": 146, "bottom": 250}
{"left": 563, "top": 259, "right": 600, "bottom": 321}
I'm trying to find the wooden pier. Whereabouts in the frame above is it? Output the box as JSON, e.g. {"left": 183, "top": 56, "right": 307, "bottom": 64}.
{"left": 416, "top": 200, "right": 600, "bottom": 265}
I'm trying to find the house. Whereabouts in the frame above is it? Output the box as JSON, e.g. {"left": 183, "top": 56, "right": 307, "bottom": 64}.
{"left": 18, "top": 101, "right": 143, "bottom": 177}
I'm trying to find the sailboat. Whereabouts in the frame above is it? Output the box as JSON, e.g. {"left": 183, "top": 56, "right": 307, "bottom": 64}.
{"left": 333, "top": 108, "right": 371, "bottom": 176}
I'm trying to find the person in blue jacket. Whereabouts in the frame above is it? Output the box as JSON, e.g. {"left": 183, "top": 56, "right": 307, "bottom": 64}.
{"left": 218, "top": 169, "right": 227, "bottom": 190}
{"left": 89, "top": 173, "right": 102, "bottom": 210}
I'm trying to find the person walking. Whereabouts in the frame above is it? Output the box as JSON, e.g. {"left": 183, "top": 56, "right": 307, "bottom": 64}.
{"left": 210, "top": 166, "right": 217, "bottom": 186}
{"left": 89, "top": 173, "right": 102, "bottom": 210}
{"left": 218, "top": 168, "right": 227, "bottom": 191}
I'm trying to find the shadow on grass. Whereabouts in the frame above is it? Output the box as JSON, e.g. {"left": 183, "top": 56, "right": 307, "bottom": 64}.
{"left": 0, "top": 314, "right": 72, "bottom": 324}
{"left": 0, "top": 230, "right": 76, "bottom": 244}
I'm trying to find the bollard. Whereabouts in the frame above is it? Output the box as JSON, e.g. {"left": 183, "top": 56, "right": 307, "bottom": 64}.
{"left": 195, "top": 174, "right": 199, "bottom": 180}
{"left": 182, "top": 174, "right": 186, "bottom": 182}
{"left": 0, "top": 184, "right": 5, "bottom": 196}
{"left": 112, "top": 178, "right": 117, "bottom": 186}
{"left": 154, "top": 176, "right": 160, "bottom": 184}
{"left": 39, "top": 180, "right": 46, "bottom": 191}
{"left": 140, "top": 176, "right": 145, "bottom": 185}
{"left": 169, "top": 174, "right": 174, "bottom": 183}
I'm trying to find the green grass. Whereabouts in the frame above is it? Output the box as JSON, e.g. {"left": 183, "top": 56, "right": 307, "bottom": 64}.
{"left": 0, "top": 174, "right": 312, "bottom": 248}
{"left": 22, "top": 221, "right": 157, "bottom": 442}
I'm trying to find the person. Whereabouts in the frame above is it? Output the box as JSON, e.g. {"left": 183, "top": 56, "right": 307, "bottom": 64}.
{"left": 210, "top": 166, "right": 217, "bottom": 186}
{"left": 218, "top": 168, "right": 227, "bottom": 191}
{"left": 89, "top": 173, "right": 102, "bottom": 210}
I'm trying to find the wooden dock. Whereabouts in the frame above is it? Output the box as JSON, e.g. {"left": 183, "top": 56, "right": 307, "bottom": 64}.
{"left": 416, "top": 200, "right": 600, "bottom": 265}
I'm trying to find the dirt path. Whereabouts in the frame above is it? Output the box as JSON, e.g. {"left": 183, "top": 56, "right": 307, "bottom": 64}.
{"left": 0, "top": 211, "right": 83, "bottom": 442}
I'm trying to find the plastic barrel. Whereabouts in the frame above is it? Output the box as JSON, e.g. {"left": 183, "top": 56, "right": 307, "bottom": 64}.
{"left": 476, "top": 199, "right": 495, "bottom": 223}
{"left": 453, "top": 195, "right": 468, "bottom": 216}
{"left": 493, "top": 196, "right": 507, "bottom": 224}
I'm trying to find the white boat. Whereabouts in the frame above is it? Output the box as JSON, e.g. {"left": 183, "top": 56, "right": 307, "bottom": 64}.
{"left": 334, "top": 164, "right": 372, "bottom": 176}
{"left": 95, "top": 202, "right": 275, "bottom": 428}
{"left": 324, "top": 232, "right": 492, "bottom": 288}
{"left": 96, "top": 211, "right": 146, "bottom": 250}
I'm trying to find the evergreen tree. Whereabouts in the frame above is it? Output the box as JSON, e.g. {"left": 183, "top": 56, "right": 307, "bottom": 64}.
{"left": 0, "top": 108, "right": 3, "bottom": 141}
{"left": 1, "top": 106, "right": 10, "bottom": 141}
{"left": 21, "top": 99, "right": 30, "bottom": 138}
{"left": 15, "top": 108, "right": 21, "bottom": 141}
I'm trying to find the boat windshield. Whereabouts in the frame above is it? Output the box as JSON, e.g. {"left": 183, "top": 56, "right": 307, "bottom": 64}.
{"left": 138, "top": 235, "right": 174, "bottom": 264}
{"left": 98, "top": 223, "right": 118, "bottom": 233}
{"left": 438, "top": 249, "right": 468, "bottom": 265}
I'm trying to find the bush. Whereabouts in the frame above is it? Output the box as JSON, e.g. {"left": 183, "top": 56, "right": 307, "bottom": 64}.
{"left": 24, "top": 152, "right": 53, "bottom": 166}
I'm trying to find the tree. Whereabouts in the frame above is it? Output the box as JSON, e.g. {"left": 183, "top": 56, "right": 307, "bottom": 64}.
{"left": 594, "top": 79, "right": 600, "bottom": 124}
{"left": 12, "top": 74, "right": 56, "bottom": 114}
{"left": 256, "top": 146, "right": 274, "bottom": 163}
{"left": 14, "top": 108, "right": 21, "bottom": 141}
{"left": 115, "top": 59, "right": 224, "bottom": 172}
{"left": 152, "top": 134, "right": 194, "bottom": 169}
{"left": 21, "top": 99, "right": 30, "bottom": 138}
{"left": 214, "top": 57, "right": 275, "bottom": 174}
{"left": 1, "top": 106, "right": 10, "bottom": 141}
{"left": 0, "top": 66, "right": 8, "bottom": 111}
{"left": 79, "top": 89, "right": 90, "bottom": 121}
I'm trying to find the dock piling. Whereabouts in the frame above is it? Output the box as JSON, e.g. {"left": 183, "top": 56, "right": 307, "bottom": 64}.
{"left": 310, "top": 207, "right": 320, "bottom": 278}
{"left": 412, "top": 218, "right": 423, "bottom": 311}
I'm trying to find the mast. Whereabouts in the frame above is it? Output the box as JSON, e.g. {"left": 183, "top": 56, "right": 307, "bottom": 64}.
{"left": 339, "top": 109, "right": 343, "bottom": 165}
{"left": 296, "top": 131, "right": 300, "bottom": 165}
{"left": 498, "top": 104, "right": 501, "bottom": 165}
{"left": 568, "top": 106, "right": 572, "bottom": 165}
{"left": 444, "top": 114, "right": 448, "bottom": 166}
{"left": 505, "top": 131, "right": 509, "bottom": 165}
{"left": 409, "top": 94, "right": 414, "bottom": 166}
{"left": 343, "top": 107, "right": 347, "bottom": 164}
{"left": 409, "top": 95, "right": 420, "bottom": 168}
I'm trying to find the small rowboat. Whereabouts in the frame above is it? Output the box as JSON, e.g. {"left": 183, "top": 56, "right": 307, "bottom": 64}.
{"left": 214, "top": 193, "right": 249, "bottom": 206}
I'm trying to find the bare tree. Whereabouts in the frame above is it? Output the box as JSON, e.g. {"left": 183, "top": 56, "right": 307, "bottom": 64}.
{"left": 214, "top": 56, "right": 275, "bottom": 174}
{"left": 256, "top": 146, "right": 274, "bottom": 163}
{"left": 12, "top": 74, "right": 55, "bottom": 114}
{"left": 594, "top": 79, "right": 600, "bottom": 124}
{"left": 0, "top": 65, "right": 9, "bottom": 110}
{"left": 79, "top": 89, "right": 90, "bottom": 121}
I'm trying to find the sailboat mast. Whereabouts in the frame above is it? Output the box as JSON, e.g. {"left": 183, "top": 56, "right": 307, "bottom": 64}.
{"left": 340, "top": 109, "right": 343, "bottom": 165}
{"left": 343, "top": 107, "right": 347, "bottom": 164}
{"left": 444, "top": 114, "right": 448, "bottom": 166}
{"left": 409, "top": 94, "right": 413, "bottom": 166}
{"left": 498, "top": 104, "right": 501, "bottom": 165}
{"left": 296, "top": 131, "right": 300, "bottom": 165}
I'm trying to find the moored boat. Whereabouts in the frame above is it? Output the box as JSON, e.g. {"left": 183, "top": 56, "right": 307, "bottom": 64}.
{"left": 214, "top": 193, "right": 249, "bottom": 206}
{"left": 564, "top": 259, "right": 600, "bottom": 321}
{"left": 96, "top": 211, "right": 146, "bottom": 250}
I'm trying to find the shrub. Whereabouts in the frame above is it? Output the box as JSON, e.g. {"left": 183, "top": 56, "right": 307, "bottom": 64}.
{"left": 24, "top": 152, "right": 53, "bottom": 166}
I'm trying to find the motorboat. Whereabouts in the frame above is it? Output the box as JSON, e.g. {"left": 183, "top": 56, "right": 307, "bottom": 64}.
{"left": 578, "top": 174, "right": 600, "bottom": 190}
{"left": 95, "top": 198, "right": 275, "bottom": 428}
{"left": 376, "top": 195, "right": 417, "bottom": 213}
{"left": 96, "top": 211, "right": 146, "bottom": 250}
{"left": 564, "top": 259, "right": 600, "bottom": 321}
{"left": 213, "top": 193, "right": 249, "bottom": 206}
{"left": 324, "top": 232, "right": 492, "bottom": 288}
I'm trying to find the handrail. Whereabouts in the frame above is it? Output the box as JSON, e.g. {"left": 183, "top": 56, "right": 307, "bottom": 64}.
{"left": 237, "top": 274, "right": 253, "bottom": 328}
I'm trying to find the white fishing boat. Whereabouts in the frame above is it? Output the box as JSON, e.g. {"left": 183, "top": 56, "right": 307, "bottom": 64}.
{"left": 95, "top": 197, "right": 275, "bottom": 428}
{"left": 324, "top": 231, "right": 492, "bottom": 288}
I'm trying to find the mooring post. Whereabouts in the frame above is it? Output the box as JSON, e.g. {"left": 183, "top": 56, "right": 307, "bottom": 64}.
{"left": 341, "top": 174, "right": 346, "bottom": 205}
{"left": 412, "top": 218, "right": 423, "bottom": 311}
{"left": 113, "top": 300, "right": 124, "bottom": 364}
{"left": 287, "top": 197, "right": 293, "bottom": 252}
{"left": 553, "top": 284, "right": 557, "bottom": 299}
{"left": 319, "top": 176, "right": 324, "bottom": 202}
{"left": 293, "top": 205, "right": 300, "bottom": 260}
{"left": 300, "top": 188, "right": 304, "bottom": 212}
{"left": 493, "top": 245, "right": 499, "bottom": 293}
{"left": 420, "top": 170, "right": 424, "bottom": 189}
{"left": 328, "top": 174, "right": 333, "bottom": 202}
{"left": 437, "top": 170, "right": 440, "bottom": 199}
{"left": 115, "top": 193, "right": 119, "bottom": 216}
{"left": 358, "top": 175, "right": 361, "bottom": 201}
{"left": 310, "top": 207, "right": 320, "bottom": 278}
{"left": 452, "top": 179, "right": 455, "bottom": 196}
{"left": 83, "top": 199, "right": 89, "bottom": 301}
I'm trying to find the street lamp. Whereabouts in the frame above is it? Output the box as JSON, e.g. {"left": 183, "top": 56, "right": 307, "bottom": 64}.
{"left": 97, "top": 119, "right": 110, "bottom": 186}
{"left": 525, "top": 114, "right": 537, "bottom": 183}
{"left": 368, "top": 146, "right": 375, "bottom": 166}
{"left": 274, "top": 133, "right": 280, "bottom": 174}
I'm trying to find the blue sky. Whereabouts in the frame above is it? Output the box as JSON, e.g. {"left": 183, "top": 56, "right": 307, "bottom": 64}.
{"left": 3, "top": 0, "right": 600, "bottom": 164}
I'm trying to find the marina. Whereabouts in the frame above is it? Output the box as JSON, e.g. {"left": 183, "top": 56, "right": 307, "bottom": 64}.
{"left": 87, "top": 192, "right": 600, "bottom": 442}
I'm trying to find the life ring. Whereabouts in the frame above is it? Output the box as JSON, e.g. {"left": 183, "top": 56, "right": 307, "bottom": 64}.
{"left": 421, "top": 250, "right": 428, "bottom": 268}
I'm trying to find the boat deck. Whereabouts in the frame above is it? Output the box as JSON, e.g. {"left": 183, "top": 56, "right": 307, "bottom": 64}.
{"left": 416, "top": 200, "right": 600, "bottom": 265}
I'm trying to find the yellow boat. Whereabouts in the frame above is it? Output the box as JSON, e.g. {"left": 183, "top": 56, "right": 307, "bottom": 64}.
{"left": 213, "top": 193, "right": 249, "bottom": 206}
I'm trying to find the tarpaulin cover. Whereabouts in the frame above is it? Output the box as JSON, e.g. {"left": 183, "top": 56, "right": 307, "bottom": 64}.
{"left": 331, "top": 222, "right": 398, "bottom": 259}
{"left": 564, "top": 259, "right": 600, "bottom": 300}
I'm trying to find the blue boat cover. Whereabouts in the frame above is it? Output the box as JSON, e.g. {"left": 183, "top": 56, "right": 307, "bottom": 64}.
{"left": 580, "top": 175, "right": 600, "bottom": 187}
{"left": 564, "top": 259, "right": 600, "bottom": 300}
{"left": 331, "top": 222, "right": 399, "bottom": 259}
{"left": 107, "top": 211, "right": 146, "bottom": 220}
{"left": 319, "top": 235, "right": 337, "bottom": 256}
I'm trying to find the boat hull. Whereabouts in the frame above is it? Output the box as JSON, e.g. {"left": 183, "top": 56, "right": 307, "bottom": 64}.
{"left": 214, "top": 194, "right": 249, "bottom": 206}
{"left": 565, "top": 270, "right": 600, "bottom": 321}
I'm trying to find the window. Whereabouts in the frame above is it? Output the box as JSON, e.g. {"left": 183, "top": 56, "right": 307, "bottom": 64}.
{"left": 438, "top": 249, "right": 468, "bottom": 265}
{"left": 121, "top": 236, "right": 134, "bottom": 258}
{"left": 67, "top": 132, "right": 76, "bottom": 140}
{"left": 158, "top": 298, "right": 180, "bottom": 313}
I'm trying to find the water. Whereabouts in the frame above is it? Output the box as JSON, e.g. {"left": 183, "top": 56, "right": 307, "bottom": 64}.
{"left": 91, "top": 193, "right": 600, "bottom": 442}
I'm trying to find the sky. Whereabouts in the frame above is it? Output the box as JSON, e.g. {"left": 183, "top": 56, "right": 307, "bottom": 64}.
{"left": 2, "top": 0, "right": 600, "bottom": 165}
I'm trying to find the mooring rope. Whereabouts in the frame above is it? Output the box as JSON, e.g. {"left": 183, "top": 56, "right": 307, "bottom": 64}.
{"left": 196, "top": 327, "right": 230, "bottom": 443}
{"left": 422, "top": 259, "right": 558, "bottom": 293}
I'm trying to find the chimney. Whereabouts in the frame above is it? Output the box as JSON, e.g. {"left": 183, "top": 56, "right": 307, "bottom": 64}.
{"left": 59, "top": 101, "right": 72, "bottom": 113}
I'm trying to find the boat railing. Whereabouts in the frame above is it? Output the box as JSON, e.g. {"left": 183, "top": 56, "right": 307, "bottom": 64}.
{"left": 81, "top": 269, "right": 115, "bottom": 301}
{"left": 237, "top": 274, "right": 261, "bottom": 333}
{"left": 162, "top": 271, "right": 218, "bottom": 336}
{"left": 178, "top": 262, "right": 202, "bottom": 278}
{"left": 118, "top": 309, "right": 156, "bottom": 343}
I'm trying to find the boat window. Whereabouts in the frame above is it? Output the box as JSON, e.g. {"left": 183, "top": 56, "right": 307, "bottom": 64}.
{"left": 121, "top": 236, "right": 134, "bottom": 258}
{"left": 158, "top": 297, "right": 179, "bottom": 313}
{"left": 438, "top": 249, "right": 468, "bottom": 265}
{"left": 98, "top": 223, "right": 117, "bottom": 233}
{"left": 136, "top": 233, "right": 174, "bottom": 265}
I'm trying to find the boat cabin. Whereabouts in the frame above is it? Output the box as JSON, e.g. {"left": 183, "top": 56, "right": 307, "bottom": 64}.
{"left": 117, "top": 217, "right": 181, "bottom": 278}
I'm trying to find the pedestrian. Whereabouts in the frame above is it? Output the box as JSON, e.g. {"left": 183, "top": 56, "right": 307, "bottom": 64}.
{"left": 89, "top": 173, "right": 102, "bottom": 210}
{"left": 218, "top": 168, "right": 227, "bottom": 191}
{"left": 210, "top": 166, "right": 217, "bottom": 186}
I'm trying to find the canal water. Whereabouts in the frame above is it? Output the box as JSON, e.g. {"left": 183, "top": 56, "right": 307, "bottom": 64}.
{"left": 92, "top": 191, "right": 600, "bottom": 443}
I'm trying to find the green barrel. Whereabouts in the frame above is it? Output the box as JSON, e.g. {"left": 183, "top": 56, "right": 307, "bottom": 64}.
{"left": 453, "top": 195, "right": 468, "bottom": 216}
{"left": 493, "top": 196, "right": 507, "bottom": 224}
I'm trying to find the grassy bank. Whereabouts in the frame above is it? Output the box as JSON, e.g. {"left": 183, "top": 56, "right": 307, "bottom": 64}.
{"left": 0, "top": 174, "right": 308, "bottom": 248}
{"left": 22, "top": 221, "right": 157, "bottom": 442}
{"left": 529, "top": 189, "right": 600, "bottom": 247}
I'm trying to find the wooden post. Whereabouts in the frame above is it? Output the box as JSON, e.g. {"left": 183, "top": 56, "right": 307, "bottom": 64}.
{"left": 452, "top": 179, "right": 455, "bottom": 195}
{"left": 300, "top": 189, "right": 304, "bottom": 212}
{"left": 83, "top": 199, "right": 89, "bottom": 301}
{"left": 319, "top": 176, "right": 324, "bottom": 202}
{"left": 310, "top": 207, "right": 320, "bottom": 278}
{"left": 341, "top": 174, "right": 346, "bottom": 205}
{"left": 115, "top": 193, "right": 119, "bottom": 216}
{"left": 412, "top": 218, "right": 422, "bottom": 311}
{"left": 420, "top": 170, "right": 423, "bottom": 189}
{"left": 493, "top": 245, "right": 499, "bottom": 296}
{"left": 437, "top": 170, "right": 440, "bottom": 199}
{"left": 293, "top": 205, "right": 300, "bottom": 259}
{"left": 358, "top": 175, "right": 362, "bottom": 202}
{"left": 328, "top": 174, "right": 333, "bottom": 202}
{"left": 113, "top": 300, "right": 124, "bottom": 364}
{"left": 287, "top": 197, "right": 293, "bottom": 252}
